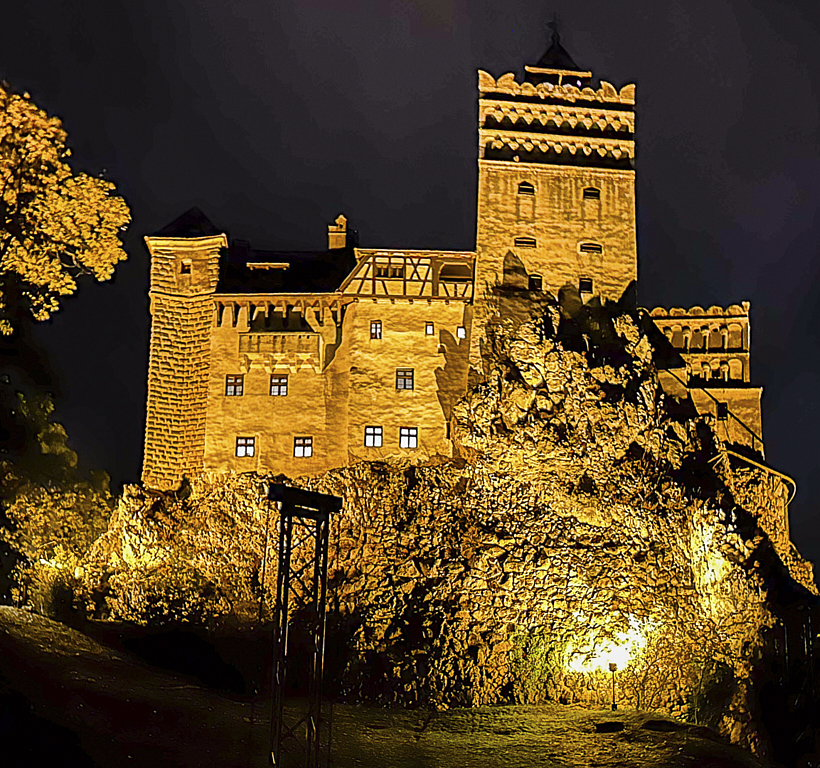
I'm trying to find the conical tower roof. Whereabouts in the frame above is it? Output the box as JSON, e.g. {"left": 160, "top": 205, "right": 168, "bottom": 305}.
{"left": 524, "top": 20, "right": 592, "bottom": 86}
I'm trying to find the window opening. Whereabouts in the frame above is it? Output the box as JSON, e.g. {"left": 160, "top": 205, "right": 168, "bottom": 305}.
{"left": 396, "top": 369, "right": 414, "bottom": 390}
{"left": 270, "top": 375, "right": 289, "bottom": 396}
{"left": 180, "top": 260, "right": 192, "bottom": 275}
{"left": 528, "top": 275, "right": 543, "bottom": 292}
{"left": 400, "top": 427, "right": 418, "bottom": 449}
{"left": 514, "top": 237, "right": 537, "bottom": 248}
{"left": 294, "top": 436, "right": 313, "bottom": 458}
{"left": 370, "top": 320, "right": 382, "bottom": 340}
{"left": 579, "top": 277, "right": 594, "bottom": 294}
{"left": 236, "top": 436, "right": 255, "bottom": 457}
{"left": 456, "top": 326, "right": 467, "bottom": 339}
{"left": 425, "top": 322, "right": 435, "bottom": 335}
{"left": 225, "top": 375, "right": 244, "bottom": 396}
{"left": 717, "top": 402, "right": 729, "bottom": 421}
{"left": 364, "top": 426, "right": 383, "bottom": 447}
{"left": 579, "top": 242, "right": 603, "bottom": 254}
{"left": 375, "top": 265, "right": 404, "bottom": 278}
{"left": 439, "top": 264, "right": 472, "bottom": 282}
{"left": 518, "top": 181, "right": 536, "bottom": 196}
{"left": 583, "top": 187, "right": 601, "bottom": 200}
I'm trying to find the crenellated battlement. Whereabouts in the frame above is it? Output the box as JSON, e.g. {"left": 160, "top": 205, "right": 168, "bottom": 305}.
{"left": 478, "top": 71, "right": 636, "bottom": 105}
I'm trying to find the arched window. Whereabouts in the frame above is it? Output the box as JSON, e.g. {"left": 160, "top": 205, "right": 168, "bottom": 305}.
{"left": 514, "top": 236, "right": 537, "bottom": 248}
{"left": 579, "top": 242, "right": 603, "bottom": 254}
{"left": 583, "top": 187, "right": 601, "bottom": 200}
{"left": 518, "top": 182, "right": 536, "bottom": 196}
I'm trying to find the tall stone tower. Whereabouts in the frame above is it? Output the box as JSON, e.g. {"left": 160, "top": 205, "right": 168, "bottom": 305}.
{"left": 142, "top": 209, "right": 227, "bottom": 490}
{"left": 474, "top": 24, "right": 637, "bottom": 320}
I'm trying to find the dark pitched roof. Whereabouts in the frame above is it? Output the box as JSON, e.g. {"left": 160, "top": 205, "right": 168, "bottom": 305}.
{"left": 217, "top": 243, "right": 356, "bottom": 295}
{"left": 153, "top": 207, "right": 223, "bottom": 238}
{"left": 535, "top": 32, "right": 584, "bottom": 72}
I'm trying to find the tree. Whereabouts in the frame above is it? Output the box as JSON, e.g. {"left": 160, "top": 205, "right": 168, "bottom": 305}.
{"left": 0, "top": 82, "right": 130, "bottom": 334}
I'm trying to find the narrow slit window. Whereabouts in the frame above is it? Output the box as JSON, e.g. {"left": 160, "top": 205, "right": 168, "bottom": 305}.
{"left": 225, "top": 375, "right": 244, "bottom": 396}
{"left": 514, "top": 237, "right": 537, "bottom": 248}
{"left": 716, "top": 402, "right": 729, "bottom": 421}
{"left": 236, "top": 436, "right": 255, "bottom": 457}
{"left": 270, "top": 375, "right": 288, "bottom": 396}
{"left": 400, "top": 427, "right": 418, "bottom": 449}
{"left": 583, "top": 187, "right": 601, "bottom": 200}
{"left": 518, "top": 181, "right": 536, "bottom": 196}
{"left": 294, "top": 436, "right": 313, "bottom": 458}
{"left": 396, "top": 369, "right": 414, "bottom": 390}
{"left": 579, "top": 277, "right": 594, "bottom": 294}
{"left": 364, "top": 426, "right": 383, "bottom": 447}
{"left": 370, "top": 320, "right": 382, "bottom": 339}
{"left": 579, "top": 242, "right": 603, "bottom": 254}
{"left": 425, "top": 322, "right": 435, "bottom": 335}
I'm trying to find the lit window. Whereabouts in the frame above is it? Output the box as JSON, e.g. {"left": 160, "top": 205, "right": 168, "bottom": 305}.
{"left": 579, "top": 242, "right": 603, "bottom": 254}
{"left": 225, "top": 375, "right": 244, "bottom": 396}
{"left": 425, "top": 322, "right": 435, "bottom": 335}
{"left": 236, "top": 436, "right": 255, "bottom": 457}
{"left": 400, "top": 427, "right": 418, "bottom": 449}
{"left": 528, "top": 275, "right": 542, "bottom": 291}
{"left": 375, "top": 265, "right": 404, "bottom": 278}
{"left": 579, "top": 277, "right": 594, "bottom": 294}
{"left": 270, "top": 375, "right": 288, "bottom": 396}
{"left": 294, "top": 436, "right": 313, "bottom": 457}
{"left": 396, "top": 369, "right": 414, "bottom": 390}
{"left": 717, "top": 402, "right": 729, "bottom": 421}
{"left": 514, "top": 236, "right": 537, "bottom": 248}
{"left": 583, "top": 187, "right": 601, "bottom": 200}
{"left": 364, "top": 426, "right": 383, "bottom": 447}
{"left": 456, "top": 326, "right": 466, "bottom": 339}
{"left": 518, "top": 181, "right": 536, "bottom": 196}
{"left": 370, "top": 320, "right": 382, "bottom": 339}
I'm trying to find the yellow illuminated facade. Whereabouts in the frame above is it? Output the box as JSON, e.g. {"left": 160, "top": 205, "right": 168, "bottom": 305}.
{"left": 141, "top": 31, "right": 763, "bottom": 490}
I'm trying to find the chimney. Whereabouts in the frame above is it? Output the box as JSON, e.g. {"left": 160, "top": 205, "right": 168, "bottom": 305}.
{"left": 327, "top": 214, "right": 348, "bottom": 249}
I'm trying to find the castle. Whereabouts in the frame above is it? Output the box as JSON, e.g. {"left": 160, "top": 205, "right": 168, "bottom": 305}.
{"left": 141, "top": 29, "right": 762, "bottom": 491}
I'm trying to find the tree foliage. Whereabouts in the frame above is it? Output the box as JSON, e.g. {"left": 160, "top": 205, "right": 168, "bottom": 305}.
{"left": 0, "top": 389, "right": 114, "bottom": 612}
{"left": 0, "top": 83, "right": 130, "bottom": 334}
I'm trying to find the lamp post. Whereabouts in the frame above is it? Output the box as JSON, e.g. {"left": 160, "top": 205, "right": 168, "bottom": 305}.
{"left": 609, "top": 663, "right": 617, "bottom": 710}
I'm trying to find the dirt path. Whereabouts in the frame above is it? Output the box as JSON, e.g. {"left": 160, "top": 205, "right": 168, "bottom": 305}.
{"left": 0, "top": 607, "right": 767, "bottom": 768}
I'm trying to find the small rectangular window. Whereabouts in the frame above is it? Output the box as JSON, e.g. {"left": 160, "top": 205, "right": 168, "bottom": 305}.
{"left": 456, "top": 326, "right": 467, "bottom": 339}
{"left": 514, "top": 236, "right": 537, "bottom": 248}
{"left": 180, "top": 260, "right": 192, "bottom": 274}
{"left": 375, "top": 265, "right": 403, "bottom": 278}
{"left": 579, "top": 277, "right": 594, "bottom": 294}
{"left": 236, "top": 436, "right": 255, "bottom": 457}
{"left": 399, "top": 427, "right": 418, "bottom": 449}
{"left": 270, "top": 375, "right": 288, "bottom": 396}
{"left": 225, "top": 375, "right": 244, "bottom": 396}
{"left": 717, "top": 402, "right": 729, "bottom": 421}
{"left": 528, "top": 275, "right": 543, "bottom": 291}
{"left": 370, "top": 320, "right": 382, "bottom": 340}
{"left": 294, "top": 436, "right": 313, "bottom": 457}
{"left": 396, "top": 369, "right": 414, "bottom": 390}
{"left": 364, "top": 425, "right": 383, "bottom": 447}
{"left": 425, "top": 322, "right": 435, "bottom": 335}
{"left": 583, "top": 187, "right": 601, "bottom": 200}
{"left": 579, "top": 242, "right": 603, "bottom": 254}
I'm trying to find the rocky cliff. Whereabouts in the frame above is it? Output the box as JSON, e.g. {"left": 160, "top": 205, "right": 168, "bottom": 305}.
{"left": 68, "top": 291, "right": 816, "bottom": 755}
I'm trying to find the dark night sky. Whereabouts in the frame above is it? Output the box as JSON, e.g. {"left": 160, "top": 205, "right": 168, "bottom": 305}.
{"left": 2, "top": 1, "right": 819, "bottom": 560}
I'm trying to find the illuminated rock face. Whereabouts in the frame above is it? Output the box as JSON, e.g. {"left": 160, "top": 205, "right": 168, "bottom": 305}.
{"left": 81, "top": 295, "right": 815, "bottom": 754}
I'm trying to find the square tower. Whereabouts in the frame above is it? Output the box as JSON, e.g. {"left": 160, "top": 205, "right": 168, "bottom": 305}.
{"left": 474, "top": 28, "right": 637, "bottom": 311}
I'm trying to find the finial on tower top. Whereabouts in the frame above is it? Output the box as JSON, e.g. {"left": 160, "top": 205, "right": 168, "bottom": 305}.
{"left": 548, "top": 13, "right": 560, "bottom": 46}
